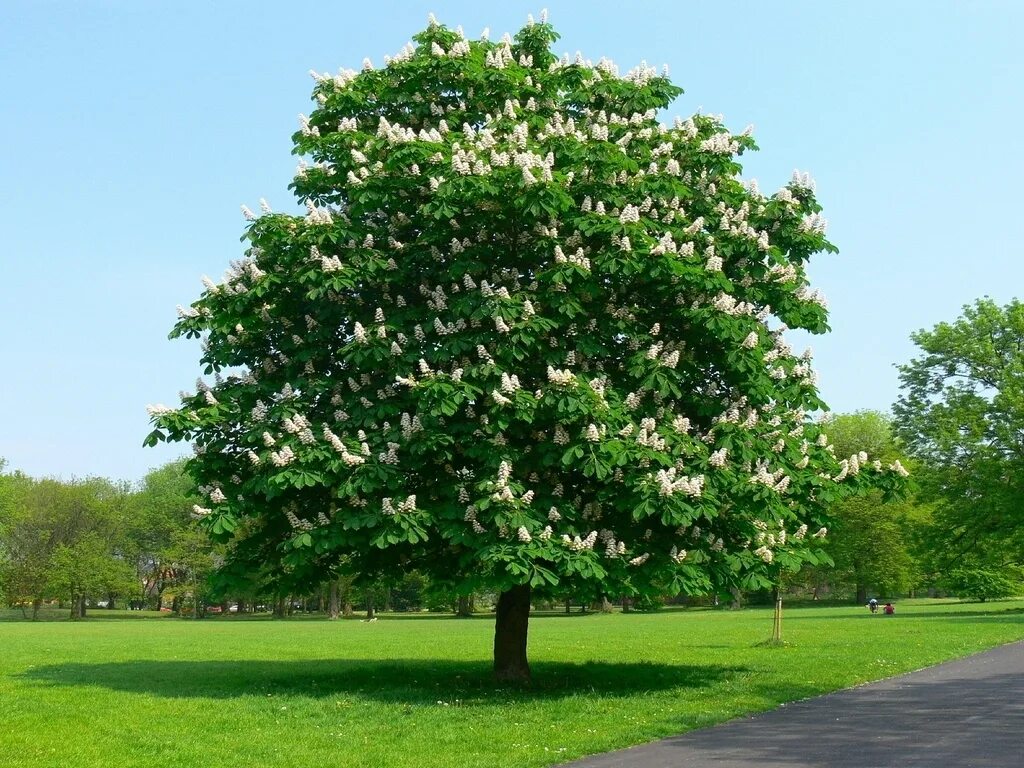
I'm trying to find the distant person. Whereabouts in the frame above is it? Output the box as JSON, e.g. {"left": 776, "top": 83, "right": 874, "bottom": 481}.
{"left": 868, "top": 598, "right": 878, "bottom": 614}
{"left": 884, "top": 602, "right": 895, "bottom": 615}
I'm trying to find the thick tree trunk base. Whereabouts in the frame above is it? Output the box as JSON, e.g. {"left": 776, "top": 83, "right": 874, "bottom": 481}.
{"left": 730, "top": 587, "right": 743, "bottom": 610}
{"left": 329, "top": 580, "right": 340, "bottom": 620}
{"left": 494, "top": 584, "right": 531, "bottom": 683}
{"left": 329, "top": 581, "right": 342, "bottom": 618}
{"left": 455, "top": 595, "right": 473, "bottom": 618}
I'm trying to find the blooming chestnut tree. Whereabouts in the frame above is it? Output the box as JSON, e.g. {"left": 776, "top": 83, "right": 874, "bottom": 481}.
{"left": 148, "top": 13, "right": 905, "bottom": 681}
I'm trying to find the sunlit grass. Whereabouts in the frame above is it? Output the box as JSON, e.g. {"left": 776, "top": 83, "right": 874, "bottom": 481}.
{"left": 2, "top": 598, "right": 1022, "bottom": 767}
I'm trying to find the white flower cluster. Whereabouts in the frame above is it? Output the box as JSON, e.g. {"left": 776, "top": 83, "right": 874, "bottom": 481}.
{"left": 192, "top": 504, "right": 212, "bottom": 518}
{"left": 636, "top": 418, "right": 666, "bottom": 450}
{"left": 669, "top": 546, "right": 688, "bottom": 563}
{"left": 378, "top": 442, "right": 400, "bottom": 465}
{"left": 463, "top": 505, "right": 486, "bottom": 534}
{"left": 547, "top": 366, "right": 576, "bottom": 387}
{"left": 794, "top": 286, "right": 829, "bottom": 309}
{"left": 304, "top": 200, "right": 333, "bottom": 225}
{"left": 490, "top": 460, "right": 515, "bottom": 502}
{"left": 146, "top": 404, "right": 174, "bottom": 416}
{"left": 514, "top": 148, "right": 555, "bottom": 185}
{"left": 322, "top": 426, "right": 366, "bottom": 466}
{"left": 400, "top": 412, "right": 423, "bottom": 440}
{"left": 833, "top": 451, "right": 869, "bottom": 481}
{"left": 749, "top": 460, "right": 790, "bottom": 493}
{"left": 484, "top": 42, "right": 514, "bottom": 69}
{"left": 799, "top": 213, "right": 828, "bottom": 234}
{"left": 553, "top": 245, "right": 591, "bottom": 271}
{"left": 563, "top": 530, "right": 598, "bottom": 551}
{"left": 712, "top": 292, "right": 757, "bottom": 317}
{"left": 889, "top": 460, "right": 910, "bottom": 477}
{"left": 382, "top": 495, "right": 416, "bottom": 515}
{"left": 286, "top": 507, "right": 314, "bottom": 531}
{"left": 653, "top": 467, "right": 705, "bottom": 497}
{"left": 699, "top": 132, "right": 739, "bottom": 155}
{"left": 282, "top": 413, "right": 315, "bottom": 445}
{"left": 270, "top": 445, "right": 296, "bottom": 467}
{"left": 791, "top": 169, "right": 816, "bottom": 190}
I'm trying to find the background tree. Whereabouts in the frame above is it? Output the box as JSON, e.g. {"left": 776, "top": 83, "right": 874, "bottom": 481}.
{"left": 820, "top": 412, "right": 919, "bottom": 602}
{"left": 149, "top": 14, "right": 904, "bottom": 681}
{"left": 47, "top": 532, "right": 136, "bottom": 619}
{"left": 126, "top": 460, "right": 197, "bottom": 608}
{"left": 163, "top": 526, "right": 220, "bottom": 618}
{"left": 0, "top": 476, "right": 134, "bottom": 617}
{"left": 942, "top": 566, "right": 1023, "bottom": 602}
{"left": 895, "top": 298, "right": 1024, "bottom": 569}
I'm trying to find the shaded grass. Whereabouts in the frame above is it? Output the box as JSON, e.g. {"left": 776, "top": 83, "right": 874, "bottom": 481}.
{"left": 1, "top": 598, "right": 1022, "bottom": 768}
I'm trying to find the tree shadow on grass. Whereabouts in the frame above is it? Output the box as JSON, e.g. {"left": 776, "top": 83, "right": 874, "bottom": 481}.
{"left": 18, "top": 658, "right": 744, "bottom": 705}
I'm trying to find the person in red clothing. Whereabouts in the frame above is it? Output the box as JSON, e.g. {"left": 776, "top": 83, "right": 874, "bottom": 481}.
{"left": 883, "top": 602, "right": 895, "bottom": 615}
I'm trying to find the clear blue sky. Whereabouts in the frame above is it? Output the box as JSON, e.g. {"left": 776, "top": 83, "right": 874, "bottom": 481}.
{"left": 2, "top": 2, "right": 1021, "bottom": 483}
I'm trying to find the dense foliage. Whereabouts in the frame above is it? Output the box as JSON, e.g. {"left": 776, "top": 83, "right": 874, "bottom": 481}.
{"left": 0, "top": 463, "right": 204, "bottom": 618}
{"left": 895, "top": 298, "right": 1024, "bottom": 567}
{"left": 147, "top": 15, "right": 906, "bottom": 653}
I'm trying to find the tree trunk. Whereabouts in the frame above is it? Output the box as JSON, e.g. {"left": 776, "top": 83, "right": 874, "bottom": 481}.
{"left": 730, "top": 587, "right": 743, "bottom": 610}
{"left": 329, "top": 580, "right": 340, "bottom": 620}
{"left": 772, "top": 586, "right": 783, "bottom": 643}
{"left": 455, "top": 594, "right": 473, "bottom": 617}
{"left": 366, "top": 595, "right": 376, "bottom": 620}
{"left": 856, "top": 584, "right": 868, "bottom": 605}
{"left": 343, "top": 600, "right": 353, "bottom": 617}
{"left": 71, "top": 594, "right": 87, "bottom": 620}
{"left": 31, "top": 598, "right": 42, "bottom": 620}
{"left": 273, "top": 595, "right": 287, "bottom": 618}
{"left": 591, "top": 596, "right": 613, "bottom": 613}
{"left": 493, "top": 584, "right": 531, "bottom": 683}
{"left": 564, "top": 597, "right": 571, "bottom": 614}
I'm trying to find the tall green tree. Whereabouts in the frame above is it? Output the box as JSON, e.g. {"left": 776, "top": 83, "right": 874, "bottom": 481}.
{"left": 895, "top": 298, "right": 1024, "bottom": 568}
{"left": 48, "top": 532, "right": 136, "bottom": 619}
{"left": 127, "top": 461, "right": 198, "bottom": 608}
{"left": 0, "top": 476, "right": 133, "bottom": 617}
{"left": 820, "top": 412, "right": 918, "bottom": 602}
{"left": 149, "top": 14, "right": 904, "bottom": 680}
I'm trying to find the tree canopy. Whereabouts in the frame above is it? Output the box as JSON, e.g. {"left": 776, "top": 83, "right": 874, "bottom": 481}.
{"left": 895, "top": 297, "right": 1024, "bottom": 567}
{"left": 148, "top": 14, "right": 905, "bottom": 679}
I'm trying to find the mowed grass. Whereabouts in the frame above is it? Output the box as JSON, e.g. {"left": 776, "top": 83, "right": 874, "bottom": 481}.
{"left": 2, "top": 600, "right": 1023, "bottom": 768}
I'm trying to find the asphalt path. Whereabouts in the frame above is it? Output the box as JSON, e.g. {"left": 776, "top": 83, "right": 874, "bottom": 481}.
{"left": 562, "top": 640, "right": 1024, "bottom": 768}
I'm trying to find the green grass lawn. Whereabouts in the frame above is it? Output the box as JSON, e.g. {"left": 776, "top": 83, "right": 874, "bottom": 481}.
{"left": 2, "top": 599, "right": 1022, "bottom": 768}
